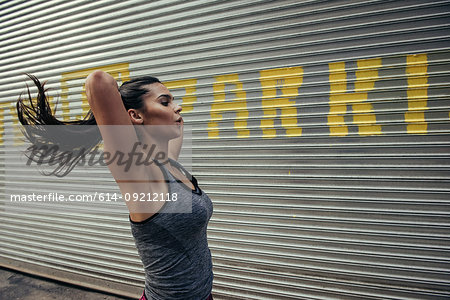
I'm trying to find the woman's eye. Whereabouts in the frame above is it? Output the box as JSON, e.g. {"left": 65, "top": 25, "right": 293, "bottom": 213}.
{"left": 161, "top": 102, "right": 169, "bottom": 106}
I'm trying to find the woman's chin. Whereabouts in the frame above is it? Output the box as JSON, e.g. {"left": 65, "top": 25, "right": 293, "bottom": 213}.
{"left": 152, "top": 124, "right": 182, "bottom": 140}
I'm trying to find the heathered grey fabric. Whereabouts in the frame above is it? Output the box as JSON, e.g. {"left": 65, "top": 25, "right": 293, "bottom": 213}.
{"left": 129, "top": 158, "right": 214, "bottom": 300}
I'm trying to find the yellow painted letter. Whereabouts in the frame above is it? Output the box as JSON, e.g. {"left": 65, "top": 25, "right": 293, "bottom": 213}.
{"left": 328, "top": 58, "right": 382, "bottom": 136}
{"left": 208, "top": 74, "right": 249, "bottom": 138}
{"left": 164, "top": 78, "right": 197, "bottom": 113}
{"left": 9, "top": 102, "right": 23, "bottom": 145}
{"left": 259, "top": 66, "right": 303, "bottom": 138}
{"left": 405, "top": 54, "right": 428, "bottom": 134}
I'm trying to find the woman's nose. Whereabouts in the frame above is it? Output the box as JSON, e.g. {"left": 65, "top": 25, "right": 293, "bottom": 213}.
{"left": 174, "top": 103, "right": 182, "bottom": 113}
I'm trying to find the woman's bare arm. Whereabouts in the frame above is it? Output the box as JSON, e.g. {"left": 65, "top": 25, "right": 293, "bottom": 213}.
{"left": 85, "top": 71, "right": 135, "bottom": 148}
{"left": 85, "top": 71, "right": 166, "bottom": 218}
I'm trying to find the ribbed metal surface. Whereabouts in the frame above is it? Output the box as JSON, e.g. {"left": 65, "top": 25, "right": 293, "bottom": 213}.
{"left": 1, "top": 0, "right": 450, "bottom": 299}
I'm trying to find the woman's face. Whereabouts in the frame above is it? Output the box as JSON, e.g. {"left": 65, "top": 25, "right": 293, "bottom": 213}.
{"left": 130, "top": 82, "right": 183, "bottom": 140}
{"left": 141, "top": 83, "right": 182, "bottom": 124}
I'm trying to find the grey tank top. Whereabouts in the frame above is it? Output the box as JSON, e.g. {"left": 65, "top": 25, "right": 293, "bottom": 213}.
{"left": 129, "top": 158, "right": 214, "bottom": 300}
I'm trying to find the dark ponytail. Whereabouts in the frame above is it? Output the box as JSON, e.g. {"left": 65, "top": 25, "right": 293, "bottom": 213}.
{"left": 119, "top": 75, "right": 161, "bottom": 110}
{"left": 17, "top": 74, "right": 101, "bottom": 177}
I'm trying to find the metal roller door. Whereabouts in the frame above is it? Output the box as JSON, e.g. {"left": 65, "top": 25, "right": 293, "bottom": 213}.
{"left": 1, "top": 0, "right": 450, "bottom": 299}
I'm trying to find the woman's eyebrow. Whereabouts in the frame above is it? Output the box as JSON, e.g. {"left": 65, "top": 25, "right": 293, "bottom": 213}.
{"left": 157, "top": 94, "right": 173, "bottom": 100}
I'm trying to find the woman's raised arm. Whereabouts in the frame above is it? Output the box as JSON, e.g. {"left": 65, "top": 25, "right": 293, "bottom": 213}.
{"left": 85, "top": 71, "right": 160, "bottom": 184}
{"left": 85, "top": 71, "right": 137, "bottom": 151}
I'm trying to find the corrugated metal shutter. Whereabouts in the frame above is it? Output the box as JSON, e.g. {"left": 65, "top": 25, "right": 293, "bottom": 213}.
{"left": 1, "top": 0, "right": 450, "bottom": 299}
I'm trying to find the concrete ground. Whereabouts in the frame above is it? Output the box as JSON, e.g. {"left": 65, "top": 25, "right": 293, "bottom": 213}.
{"left": 0, "top": 267, "right": 133, "bottom": 300}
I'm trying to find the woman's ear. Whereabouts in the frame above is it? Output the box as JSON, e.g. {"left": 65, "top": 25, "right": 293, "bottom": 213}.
{"left": 128, "top": 109, "right": 144, "bottom": 125}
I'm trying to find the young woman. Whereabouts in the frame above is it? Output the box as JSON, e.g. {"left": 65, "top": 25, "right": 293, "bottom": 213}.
{"left": 17, "top": 71, "right": 214, "bottom": 300}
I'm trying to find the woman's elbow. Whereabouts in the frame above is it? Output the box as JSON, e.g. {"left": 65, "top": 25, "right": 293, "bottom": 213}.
{"left": 86, "top": 70, "right": 114, "bottom": 83}
{"left": 85, "top": 71, "right": 118, "bottom": 104}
